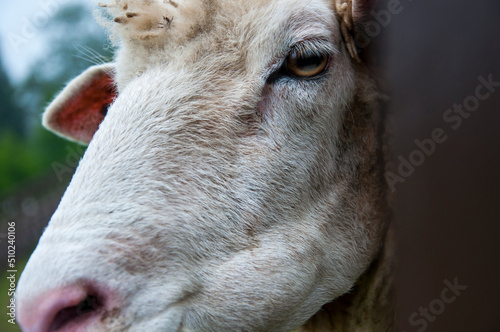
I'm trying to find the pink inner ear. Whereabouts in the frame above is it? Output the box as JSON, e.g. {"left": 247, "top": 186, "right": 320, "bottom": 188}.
{"left": 52, "top": 72, "right": 117, "bottom": 144}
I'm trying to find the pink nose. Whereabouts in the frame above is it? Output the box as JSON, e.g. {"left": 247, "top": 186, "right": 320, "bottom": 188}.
{"left": 18, "top": 282, "right": 110, "bottom": 332}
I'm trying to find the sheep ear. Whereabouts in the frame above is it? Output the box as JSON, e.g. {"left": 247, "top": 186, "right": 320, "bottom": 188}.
{"left": 43, "top": 63, "right": 117, "bottom": 145}
{"left": 335, "top": 0, "right": 377, "bottom": 62}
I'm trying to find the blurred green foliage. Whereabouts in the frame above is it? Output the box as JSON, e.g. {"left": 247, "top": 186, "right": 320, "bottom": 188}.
{"left": 0, "top": 3, "right": 114, "bottom": 195}
{"left": 0, "top": 56, "right": 24, "bottom": 137}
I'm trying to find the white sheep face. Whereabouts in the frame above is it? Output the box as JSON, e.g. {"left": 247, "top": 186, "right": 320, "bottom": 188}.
{"left": 17, "top": 0, "right": 387, "bottom": 331}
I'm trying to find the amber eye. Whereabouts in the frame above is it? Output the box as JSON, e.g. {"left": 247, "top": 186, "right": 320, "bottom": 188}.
{"left": 285, "top": 50, "right": 329, "bottom": 78}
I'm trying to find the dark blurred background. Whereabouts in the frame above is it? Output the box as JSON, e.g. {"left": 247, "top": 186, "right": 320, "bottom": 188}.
{"left": 0, "top": 0, "right": 499, "bottom": 331}
{"left": 377, "top": 0, "right": 500, "bottom": 331}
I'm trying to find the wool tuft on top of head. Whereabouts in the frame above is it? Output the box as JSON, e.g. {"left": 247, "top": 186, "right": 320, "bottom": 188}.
{"left": 97, "top": 0, "right": 209, "bottom": 45}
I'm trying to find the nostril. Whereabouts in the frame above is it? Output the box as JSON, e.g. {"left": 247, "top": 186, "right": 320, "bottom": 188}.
{"left": 18, "top": 283, "right": 112, "bottom": 332}
{"left": 77, "top": 295, "right": 101, "bottom": 315}
{"left": 49, "top": 294, "right": 103, "bottom": 331}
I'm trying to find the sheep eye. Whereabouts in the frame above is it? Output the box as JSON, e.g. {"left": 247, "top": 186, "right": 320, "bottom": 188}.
{"left": 285, "top": 50, "right": 329, "bottom": 78}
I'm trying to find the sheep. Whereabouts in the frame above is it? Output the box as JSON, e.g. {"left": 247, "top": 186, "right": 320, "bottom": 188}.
{"left": 16, "top": 0, "right": 393, "bottom": 331}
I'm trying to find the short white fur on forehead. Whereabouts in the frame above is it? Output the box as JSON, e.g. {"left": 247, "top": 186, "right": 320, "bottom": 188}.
{"left": 241, "top": 0, "right": 342, "bottom": 76}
